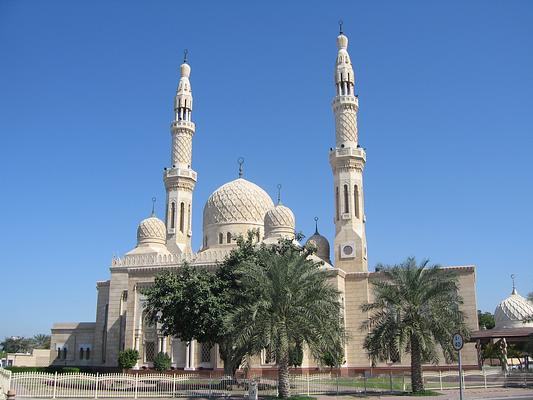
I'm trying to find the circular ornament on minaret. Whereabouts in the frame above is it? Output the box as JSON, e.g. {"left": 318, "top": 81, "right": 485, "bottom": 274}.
{"left": 342, "top": 245, "right": 353, "bottom": 256}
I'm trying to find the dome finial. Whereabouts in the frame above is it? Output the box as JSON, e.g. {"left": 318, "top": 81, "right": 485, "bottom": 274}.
{"left": 511, "top": 274, "right": 517, "bottom": 294}
{"left": 238, "top": 157, "right": 244, "bottom": 178}
{"left": 314, "top": 216, "right": 319, "bottom": 234}
{"left": 339, "top": 19, "right": 344, "bottom": 35}
{"left": 151, "top": 197, "right": 156, "bottom": 216}
{"left": 183, "top": 49, "right": 188, "bottom": 64}
{"left": 276, "top": 184, "right": 282, "bottom": 205}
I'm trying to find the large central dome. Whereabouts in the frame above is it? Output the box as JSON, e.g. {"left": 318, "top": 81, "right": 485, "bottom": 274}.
{"left": 202, "top": 178, "right": 274, "bottom": 249}
{"left": 204, "top": 178, "right": 274, "bottom": 225}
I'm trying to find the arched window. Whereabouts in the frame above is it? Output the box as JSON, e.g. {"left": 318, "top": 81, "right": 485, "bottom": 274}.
{"left": 335, "top": 187, "right": 340, "bottom": 221}
{"left": 354, "top": 185, "right": 360, "bottom": 219}
{"left": 343, "top": 185, "right": 349, "bottom": 213}
{"left": 62, "top": 348, "right": 67, "bottom": 360}
{"left": 179, "top": 202, "right": 185, "bottom": 233}
{"left": 219, "top": 233, "right": 223, "bottom": 244}
{"left": 57, "top": 348, "right": 61, "bottom": 359}
{"left": 170, "top": 203, "right": 176, "bottom": 229}
{"left": 227, "top": 232, "right": 231, "bottom": 244}
{"left": 187, "top": 204, "right": 191, "bottom": 232}
{"left": 86, "top": 348, "right": 91, "bottom": 360}
{"left": 79, "top": 348, "right": 84, "bottom": 360}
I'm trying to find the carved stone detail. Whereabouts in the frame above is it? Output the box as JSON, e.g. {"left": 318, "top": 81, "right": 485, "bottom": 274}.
{"left": 335, "top": 109, "right": 358, "bottom": 144}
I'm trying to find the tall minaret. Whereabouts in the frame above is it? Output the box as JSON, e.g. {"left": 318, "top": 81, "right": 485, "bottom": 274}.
{"left": 329, "top": 28, "right": 368, "bottom": 273}
{"left": 164, "top": 53, "right": 197, "bottom": 254}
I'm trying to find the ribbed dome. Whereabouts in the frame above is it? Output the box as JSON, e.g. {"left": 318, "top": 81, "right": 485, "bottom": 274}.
{"left": 137, "top": 216, "right": 166, "bottom": 245}
{"left": 306, "top": 230, "right": 331, "bottom": 264}
{"left": 264, "top": 204, "right": 295, "bottom": 238}
{"left": 203, "top": 178, "right": 274, "bottom": 226}
{"left": 494, "top": 289, "right": 533, "bottom": 329}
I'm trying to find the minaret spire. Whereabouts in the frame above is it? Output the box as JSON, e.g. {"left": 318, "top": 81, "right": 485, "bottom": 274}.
{"left": 329, "top": 27, "right": 368, "bottom": 273}
{"left": 163, "top": 53, "right": 197, "bottom": 254}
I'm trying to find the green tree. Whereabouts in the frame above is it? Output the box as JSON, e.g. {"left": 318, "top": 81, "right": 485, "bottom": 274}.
{"left": 361, "top": 258, "right": 469, "bottom": 393}
{"left": 118, "top": 349, "right": 139, "bottom": 370}
{"left": 31, "top": 334, "right": 51, "bottom": 349}
{"left": 143, "top": 231, "right": 259, "bottom": 376}
{"left": 228, "top": 238, "right": 345, "bottom": 398}
{"left": 0, "top": 337, "right": 32, "bottom": 353}
{"left": 153, "top": 352, "right": 172, "bottom": 371}
{"left": 477, "top": 310, "right": 495, "bottom": 330}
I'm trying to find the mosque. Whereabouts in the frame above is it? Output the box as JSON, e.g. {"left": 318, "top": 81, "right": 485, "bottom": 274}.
{"left": 49, "top": 30, "right": 480, "bottom": 371}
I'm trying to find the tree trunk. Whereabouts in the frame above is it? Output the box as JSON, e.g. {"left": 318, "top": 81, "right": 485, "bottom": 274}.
{"left": 219, "top": 341, "right": 239, "bottom": 378}
{"left": 410, "top": 335, "right": 424, "bottom": 393}
{"left": 277, "top": 327, "right": 290, "bottom": 398}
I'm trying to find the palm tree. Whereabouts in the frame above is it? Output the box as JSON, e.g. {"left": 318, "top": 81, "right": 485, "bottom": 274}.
{"left": 362, "top": 258, "right": 469, "bottom": 393}
{"left": 32, "top": 334, "right": 51, "bottom": 349}
{"left": 229, "top": 239, "right": 345, "bottom": 398}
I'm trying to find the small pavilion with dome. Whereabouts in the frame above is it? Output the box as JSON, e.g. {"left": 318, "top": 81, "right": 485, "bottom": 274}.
{"left": 470, "top": 277, "right": 533, "bottom": 370}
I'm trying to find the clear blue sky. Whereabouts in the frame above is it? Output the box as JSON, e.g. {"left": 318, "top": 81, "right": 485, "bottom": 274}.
{"left": 1, "top": 0, "right": 532, "bottom": 339}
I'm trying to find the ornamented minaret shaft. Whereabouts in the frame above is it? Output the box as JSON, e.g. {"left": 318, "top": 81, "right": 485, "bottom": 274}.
{"left": 329, "top": 30, "right": 368, "bottom": 273}
{"left": 164, "top": 54, "right": 197, "bottom": 254}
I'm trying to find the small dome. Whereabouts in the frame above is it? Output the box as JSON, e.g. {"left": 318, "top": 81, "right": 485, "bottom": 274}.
{"left": 337, "top": 34, "right": 348, "bottom": 50}
{"left": 180, "top": 62, "right": 191, "bottom": 78}
{"left": 137, "top": 216, "right": 166, "bottom": 246}
{"left": 203, "top": 178, "right": 274, "bottom": 226}
{"left": 264, "top": 204, "right": 295, "bottom": 239}
{"left": 306, "top": 223, "right": 331, "bottom": 264}
{"left": 494, "top": 288, "right": 533, "bottom": 329}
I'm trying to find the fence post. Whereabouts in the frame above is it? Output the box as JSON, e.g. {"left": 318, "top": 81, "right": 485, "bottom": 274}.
{"left": 336, "top": 372, "right": 339, "bottom": 396}
{"left": 402, "top": 372, "right": 405, "bottom": 392}
{"left": 134, "top": 373, "right": 138, "bottom": 399}
{"left": 483, "top": 369, "right": 487, "bottom": 389}
{"left": 52, "top": 371, "right": 57, "bottom": 399}
{"left": 95, "top": 372, "right": 99, "bottom": 399}
{"left": 172, "top": 373, "right": 176, "bottom": 398}
{"left": 389, "top": 370, "right": 393, "bottom": 393}
{"left": 363, "top": 372, "right": 367, "bottom": 395}
{"left": 307, "top": 373, "right": 310, "bottom": 397}
{"left": 439, "top": 370, "right": 443, "bottom": 390}
{"left": 209, "top": 372, "right": 212, "bottom": 399}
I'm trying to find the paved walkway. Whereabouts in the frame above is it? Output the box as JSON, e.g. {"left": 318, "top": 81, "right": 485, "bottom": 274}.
{"left": 316, "top": 387, "right": 533, "bottom": 400}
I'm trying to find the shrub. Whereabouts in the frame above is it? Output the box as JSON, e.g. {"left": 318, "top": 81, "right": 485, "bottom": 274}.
{"left": 153, "top": 352, "right": 171, "bottom": 372}
{"left": 62, "top": 367, "right": 80, "bottom": 373}
{"left": 118, "top": 349, "right": 139, "bottom": 370}
{"left": 5, "top": 366, "right": 82, "bottom": 373}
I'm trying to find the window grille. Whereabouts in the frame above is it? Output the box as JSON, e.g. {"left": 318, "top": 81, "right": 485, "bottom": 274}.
{"left": 201, "top": 343, "right": 212, "bottom": 363}
{"left": 145, "top": 341, "right": 155, "bottom": 362}
{"left": 86, "top": 348, "right": 91, "bottom": 360}
{"left": 79, "top": 348, "right": 84, "bottom": 360}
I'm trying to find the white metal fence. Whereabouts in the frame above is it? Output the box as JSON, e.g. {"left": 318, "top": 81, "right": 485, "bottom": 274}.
{"left": 2, "top": 368, "right": 532, "bottom": 399}
{"left": 0, "top": 368, "right": 12, "bottom": 400}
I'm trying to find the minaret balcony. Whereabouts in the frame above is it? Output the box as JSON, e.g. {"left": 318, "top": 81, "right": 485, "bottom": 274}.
{"left": 164, "top": 167, "right": 197, "bottom": 181}
{"left": 329, "top": 147, "right": 366, "bottom": 160}
{"left": 332, "top": 95, "right": 359, "bottom": 106}
{"left": 171, "top": 120, "right": 195, "bottom": 131}
{"left": 329, "top": 147, "right": 366, "bottom": 171}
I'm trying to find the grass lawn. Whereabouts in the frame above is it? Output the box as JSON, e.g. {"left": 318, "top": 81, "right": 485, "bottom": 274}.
{"left": 261, "top": 396, "right": 316, "bottom": 400}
